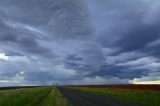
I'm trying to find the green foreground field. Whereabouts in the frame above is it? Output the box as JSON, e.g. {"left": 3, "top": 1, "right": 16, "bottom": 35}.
{"left": 70, "top": 87, "right": 160, "bottom": 106}
{"left": 1, "top": 86, "right": 160, "bottom": 106}
{"left": 0, "top": 87, "right": 70, "bottom": 106}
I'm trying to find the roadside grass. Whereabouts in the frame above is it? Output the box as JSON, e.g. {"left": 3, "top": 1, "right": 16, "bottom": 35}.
{"left": 0, "top": 87, "right": 52, "bottom": 106}
{"left": 0, "top": 86, "right": 70, "bottom": 106}
{"left": 39, "top": 87, "right": 56, "bottom": 106}
{"left": 55, "top": 88, "right": 71, "bottom": 106}
{"left": 37, "top": 87, "right": 71, "bottom": 106}
{"left": 69, "top": 87, "right": 160, "bottom": 106}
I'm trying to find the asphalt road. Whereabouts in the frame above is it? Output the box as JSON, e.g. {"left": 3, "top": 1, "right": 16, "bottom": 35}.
{"left": 59, "top": 87, "right": 141, "bottom": 106}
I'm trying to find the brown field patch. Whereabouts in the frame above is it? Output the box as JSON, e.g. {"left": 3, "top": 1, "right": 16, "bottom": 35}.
{"left": 69, "top": 84, "right": 160, "bottom": 90}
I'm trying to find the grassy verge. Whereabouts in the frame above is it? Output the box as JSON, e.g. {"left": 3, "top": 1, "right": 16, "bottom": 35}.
{"left": 55, "top": 88, "right": 71, "bottom": 106}
{"left": 38, "top": 87, "right": 71, "bottom": 106}
{"left": 39, "top": 87, "right": 56, "bottom": 106}
{"left": 0, "top": 87, "right": 52, "bottom": 106}
{"left": 69, "top": 87, "right": 160, "bottom": 106}
{"left": 0, "top": 86, "right": 70, "bottom": 106}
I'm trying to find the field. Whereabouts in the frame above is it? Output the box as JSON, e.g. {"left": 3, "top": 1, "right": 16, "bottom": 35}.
{"left": 71, "top": 84, "right": 160, "bottom": 90}
{"left": 0, "top": 85, "right": 160, "bottom": 106}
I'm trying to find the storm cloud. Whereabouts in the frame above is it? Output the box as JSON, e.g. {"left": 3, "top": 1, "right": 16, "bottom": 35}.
{"left": 0, "top": 0, "right": 160, "bottom": 86}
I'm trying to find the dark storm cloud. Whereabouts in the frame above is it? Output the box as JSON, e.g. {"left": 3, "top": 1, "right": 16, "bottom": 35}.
{"left": 0, "top": 29, "right": 56, "bottom": 58}
{"left": 0, "top": 0, "right": 92, "bottom": 40}
{"left": 66, "top": 54, "right": 83, "bottom": 61}
{"left": 0, "top": 8, "right": 57, "bottom": 59}
{"left": 89, "top": 0, "right": 160, "bottom": 55}
{"left": 1, "top": 0, "right": 160, "bottom": 85}
{"left": 0, "top": 0, "right": 92, "bottom": 58}
{"left": 87, "top": 65, "right": 149, "bottom": 79}
{"left": 115, "top": 24, "right": 160, "bottom": 52}
{"left": 49, "top": 0, "right": 92, "bottom": 39}
{"left": 143, "top": 39, "right": 160, "bottom": 57}
{"left": 80, "top": 0, "right": 160, "bottom": 83}
{"left": 24, "top": 71, "right": 53, "bottom": 82}
{"left": 0, "top": 0, "right": 95, "bottom": 85}
{"left": 64, "top": 43, "right": 106, "bottom": 74}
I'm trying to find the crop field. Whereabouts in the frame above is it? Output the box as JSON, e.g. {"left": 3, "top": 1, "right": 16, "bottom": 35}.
{"left": 0, "top": 85, "right": 160, "bottom": 106}
{"left": 71, "top": 84, "right": 160, "bottom": 90}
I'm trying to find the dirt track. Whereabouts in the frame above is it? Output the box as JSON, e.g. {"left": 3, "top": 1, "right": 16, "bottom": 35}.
{"left": 59, "top": 87, "right": 141, "bottom": 106}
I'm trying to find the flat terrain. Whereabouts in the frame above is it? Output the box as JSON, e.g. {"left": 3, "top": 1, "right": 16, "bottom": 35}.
{"left": 0, "top": 87, "right": 69, "bottom": 106}
{"left": 0, "top": 85, "right": 159, "bottom": 106}
{"left": 59, "top": 87, "right": 140, "bottom": 106}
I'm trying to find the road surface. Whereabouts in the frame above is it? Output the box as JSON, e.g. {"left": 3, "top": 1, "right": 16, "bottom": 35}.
{"left": 59, "top": 87, "right": 141, "bottom": 106}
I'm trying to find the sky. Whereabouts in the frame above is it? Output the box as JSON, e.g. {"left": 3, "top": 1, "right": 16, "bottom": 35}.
{"left": 0, "top": 0, "right": 160, "bottom": 86}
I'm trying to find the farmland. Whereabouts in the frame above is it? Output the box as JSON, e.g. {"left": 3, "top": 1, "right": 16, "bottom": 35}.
{"left": 71, "top": 84, "right": 160, "bottom": 90}
{"left": 0, "top": 85, "right": 160, "bottom": 106}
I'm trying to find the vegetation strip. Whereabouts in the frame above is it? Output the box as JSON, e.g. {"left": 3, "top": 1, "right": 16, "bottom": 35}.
{"left": 0, "top": 86, "right": 70, "bottom": 106}
{"left": 27, "top": 87, "right": 53, "bottom": 106}
{"left": 0, "top": 87, "right": 51, "bottom": 106}
{"left": 55, "top": 87, "right": 71, "bottom": 106}
{"left": 69, "top": 87, "right": 160, "bottom": 106}
{"left": 39, "top": 87, "right": 56, "bottom": 106}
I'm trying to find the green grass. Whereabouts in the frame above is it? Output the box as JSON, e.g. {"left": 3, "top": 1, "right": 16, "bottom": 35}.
{"left": 0, "top": 87, "right": 52, "bottom": 106}
{"left": 39, "top": 87, "right": 56, "bottom": 106}
{"left": 39, "top": 87, "right": 71, "bottom": 106}
{"left": 0, "top": 87, "right": 70, "bottom": 106}
{"left": 69, "top": 87, "right": 160, "bottom": 106}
